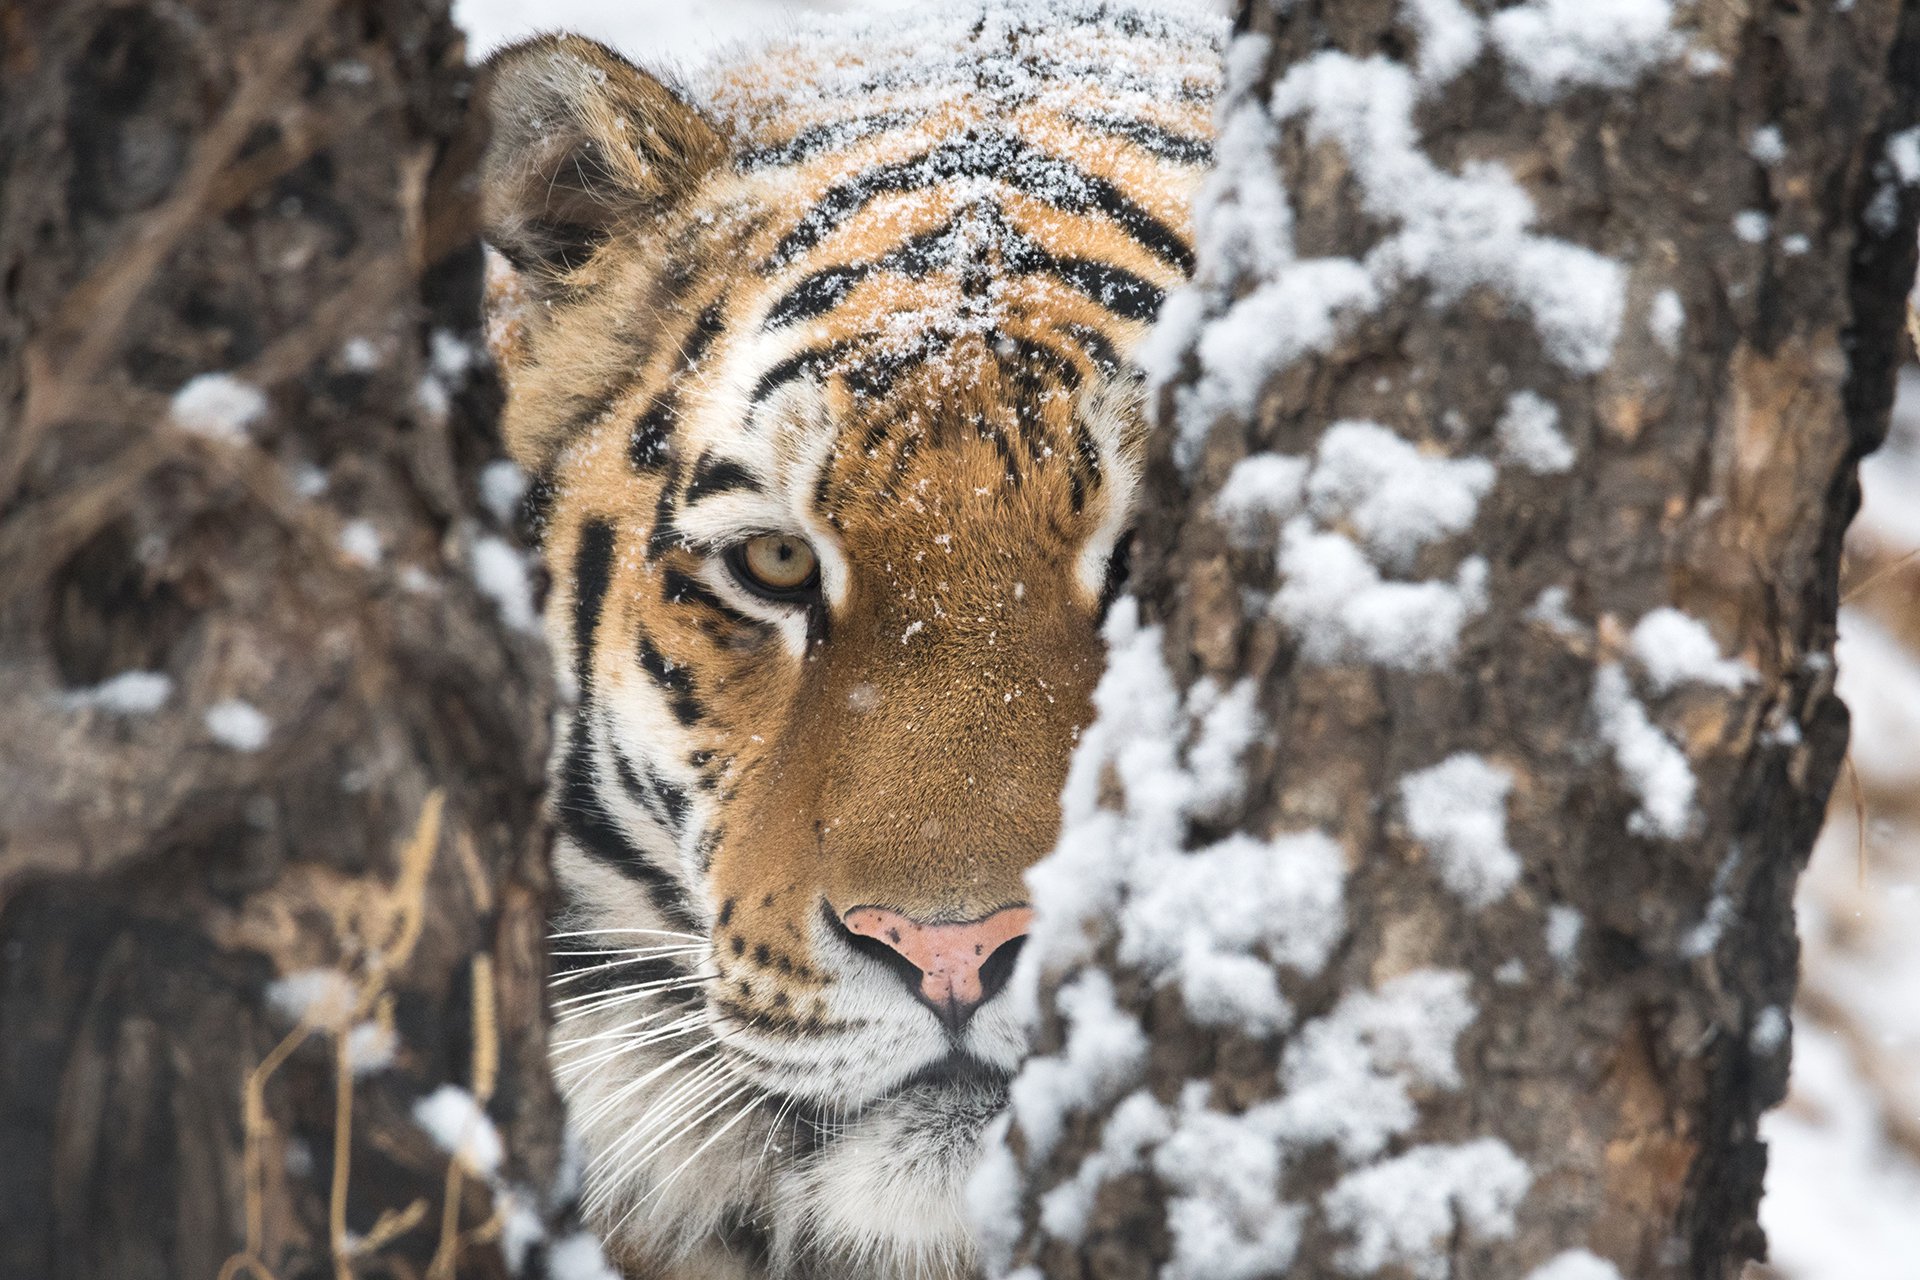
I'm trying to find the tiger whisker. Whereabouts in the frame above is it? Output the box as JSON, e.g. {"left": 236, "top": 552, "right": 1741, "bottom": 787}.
{"left": 554, "top": 1018, "right": 710, "bottom": 1076}
{"left": 588, "top": 1061, "right": 746, "bottom": 1217}
{"left": 552, "top": 973, "right": 716, "bottom": 1016}
{"left": 603, "top": 1075, "right": 763, "bottom": 1232}
{"left": 549, "top": 949, "right": 709, "bottom": 987}
{"left": 548, "top": 927, "right": 706, "bottom": 942}
{"left": 551, "top": 1008, "right": 707, "bottom": 1052}
{"left": 571, "top": 1039, "right": 720, "bottom": 1137}
{"left": 623, "top": 1085, "right": 767, "bottom": 1223}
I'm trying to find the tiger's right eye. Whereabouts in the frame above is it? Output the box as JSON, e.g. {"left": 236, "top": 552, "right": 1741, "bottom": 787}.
{"left": 726, "top": 535, "right": 821, "bottom": 603}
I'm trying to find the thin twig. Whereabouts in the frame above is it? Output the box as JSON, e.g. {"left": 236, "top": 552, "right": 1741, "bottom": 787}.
{"left": 1841, "top": 546, "right": 1920, "bottom": 604}
{"left": 1843, "top": 752, "right": 1868, "bottom": 888}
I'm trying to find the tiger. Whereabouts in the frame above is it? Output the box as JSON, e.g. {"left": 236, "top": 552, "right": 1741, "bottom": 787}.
{"left": 476, "top": 4, "right": 1220, "bottom": 1276}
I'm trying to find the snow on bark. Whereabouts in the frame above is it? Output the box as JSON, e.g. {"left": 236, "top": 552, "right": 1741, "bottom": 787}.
{"left": 994, "top": 0, "right": 1915, "bottom": 1274}
{"left": 1398, "top": 754, "right": 1520, "bottom": 908}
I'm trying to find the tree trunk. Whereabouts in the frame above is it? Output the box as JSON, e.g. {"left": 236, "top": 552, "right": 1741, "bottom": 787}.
{"left": 987, "top": 3, "right": 1920, "bottom": 1280}
{"left": 0, "top": 1, "right": 570, "bottom": 1277}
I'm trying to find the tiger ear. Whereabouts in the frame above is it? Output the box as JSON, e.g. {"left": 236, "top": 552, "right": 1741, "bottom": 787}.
{"left": 478, "top": 35, "right": 725, "bottom": 286}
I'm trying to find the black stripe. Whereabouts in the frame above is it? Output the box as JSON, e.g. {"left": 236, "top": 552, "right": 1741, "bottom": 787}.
{"left": 630, "top": 397, "right": 677, "bottom": 470}
{"left": 735, "top": 110, "right": 918, "bottom": 171}
{"left": 557, "top": 381, "right": 627, "bottom": 442}
{"left": 1051, "top": 257, "right": 1165, "bottom": 322}
{"left": 654, "top": 774, "right": 691, "bottom": 828}
{"left": 811, "top": 450, "right": 838, "bottom": 515}
{"left": 843, "top": 53, "right": 1213, "bottom": 111}
{"left": 682, "top": 302, "right": 726, "bottom": 368}
{"left": 1073, "top": 418, "right": 1103, "bottom": 486}
{"left": 648, "top": 464, "right": 682, "bottom": 558}
{"left": 685, "top": 451, "right": 763, "bottom": 503}
{"left": 1079, "top": 175, "right": 1194, "bottom": 275}
{"left": 764, "top": 133, "right": 1193, "bottom": 273}
{"left": 519, "top": 471, "right": 557, "bottom": 545}
{"left": 982, "top": 418, "right": 1025, "bottom": 489}
{"left": 611, "top": 739, "right": 671, "bottom": 827}
{"left": 663, "top": 568, "right": 764, "bottom": 629}
{"left": 609, "top": 737, "right": 693, "bottom": 834}
{"left": 1063, "top": 323, "right": 1124, "bottom": 379}
{"left": 842, "top": 345, "right": 932, "bottom": 400}
{"left": 1000, "top": 333, "right": 1084, "bottom": 395}
{"left": 1071, "top": 112, "right": 1214, "bottom": 166}
{"left": 570, "top": 521, "right": 616, "bottom": 691}
{"left": 764, "top": 265, "right": 871, "bottom": 328}
{"left": 751, "top": 341, "right": 854, "bottom": 404}
{"left": 556, "top": 716, "right": 699, "bottom": 928}
{"left": 997, "top": 336, "right": 1077, "bottom": 464}
{"left": 636, "top": 633, "right": 704, "bottom": 726}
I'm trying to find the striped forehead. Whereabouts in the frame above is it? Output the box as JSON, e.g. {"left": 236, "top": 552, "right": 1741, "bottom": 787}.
{"left": 534, "top": 12, "right": 1216, "bottom": 570}
{"left": 623, "top": 92, "right": 1210, "bottom": 552}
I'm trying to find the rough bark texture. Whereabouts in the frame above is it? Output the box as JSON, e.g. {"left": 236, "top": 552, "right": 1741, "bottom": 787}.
{"left": 0, "top": 2, "right": 564, "bottom": 1277}
{"left": 1005, "top": 2, "right": 1920, "bottom": 1279}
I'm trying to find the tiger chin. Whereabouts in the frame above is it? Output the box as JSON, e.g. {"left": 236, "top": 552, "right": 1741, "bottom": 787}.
{"left": 476, "top": 5, "right": 1221, "bottom": 1277}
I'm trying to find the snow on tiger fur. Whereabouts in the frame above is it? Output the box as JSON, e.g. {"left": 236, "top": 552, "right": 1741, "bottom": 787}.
{"left": 477, "top": 5, "right": 1220, "bottom": 1275}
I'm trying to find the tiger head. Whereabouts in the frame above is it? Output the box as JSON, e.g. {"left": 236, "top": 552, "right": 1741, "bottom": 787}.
{"left": 479, "top": 8, "right": 1217, "bottom": 1276}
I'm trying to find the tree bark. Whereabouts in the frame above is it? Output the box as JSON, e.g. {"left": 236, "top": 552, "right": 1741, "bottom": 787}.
{"left": 992, "top": 3, "right": 1920, "bottom": 1280}
{"left": 0, "top": 2, "right": 567, "bottom": 1277}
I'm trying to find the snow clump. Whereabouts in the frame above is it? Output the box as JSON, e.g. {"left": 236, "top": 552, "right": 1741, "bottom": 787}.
{"left": 1648, "top": 288, "right": 1685, "bottom": 353}
{"left": 1546, "top": 905, "right": 1585, "bottom": 966}
{"left": 338, "top": 519, "right": 383, "bottom": 567}
{"left": 205, "top": 698, "right": 272, "bottom": 752}
{"left": 1267, "top": 970, "right": 1479, "bottom": 1162}
{"left": 1322, "top": 1138, "right": 1532, "bottom": 1279}
{"left": 1591, "top": 663, "right": 1695, "bottom": 838}
{"left": 1038, "top": 1091, "right": 1171, "bottom": 1241}
{"left": 1748, "top": 125, "right": 1786, "bottom": 166}
{"left": 1269, "top": 52, "right": 1628, "bottom": 375}
{"left": 1528, "top": 1249, "right": 1626, "bottom": 1280}
{"left": 1273, "top": 522, "right": 1488, "bottom": 670}
{"left": 1399, "top": 753, "right": 1521, "bottom": 908}
{"left": 1750, "top": 1004, "right": 1789, "bottom": 1056}
{"left": 1306, "top": 421, "right": 1495, "bottom": 568}
{"left": 1629, "top": 607, "right": 1754, "bottom": 693}
{"left": 472, "top": 535, "right": 539, "bottom": 632}
{"left": 479, "top": 459, "right": 528, "bottom": 525}
{"left": 62, "top": 670, "right": 173, "bottom": 715}
{"left": 1156, "top": 1085, "right": 1306, "bottom": 1279}
{"left": 1214, "top": 452, "right": 1309, "bottom": 546}
{"left": 169, "top": 373, "right": 268, "bottom": 442}
{"left": 1489, "top": 0, "right": 1681, "bottom": 103}
{"left": 1400, "top": 0, "right": 1486, "bottom": 87}
{"left": 545, "top": 1233, "right": 623, "bottom": 1280}
{"left": 1734, "top": 210, "right": 1772, "bottom": 244}
{"left": 413, "top": 1084, "right": 503, "bottom": 1177}
{"left": 267, "top": 968, "right": 358, "bottom": 1029}
{"left": 1006, "top": 970, "right": 1148, "bottom": 1162}
{"left": 1497, "top": 390, "right": 1576, "bottom": 474}
{"left": 1120, "top": 828, "right": 1346, "bottom": 1033}
{"left": 1527, "top": 585, "right": 1584, "bottom": 635}
{"left": 1182, "top": 677, "right": 1265, "bottom": 819}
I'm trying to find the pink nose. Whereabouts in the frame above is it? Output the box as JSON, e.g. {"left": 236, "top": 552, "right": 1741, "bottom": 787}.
{"left": 840, "top": 904, "right": 1033, "bottom": 1023}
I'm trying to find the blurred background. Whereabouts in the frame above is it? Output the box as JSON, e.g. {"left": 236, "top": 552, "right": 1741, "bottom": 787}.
{"left": 453, "top": 1, "right": 1920, "bottom": 1273}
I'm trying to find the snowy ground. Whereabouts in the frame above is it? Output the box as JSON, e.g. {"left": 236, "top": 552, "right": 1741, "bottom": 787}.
{"left": 453, "top": 1, "right": 1919, "bottom": 1273}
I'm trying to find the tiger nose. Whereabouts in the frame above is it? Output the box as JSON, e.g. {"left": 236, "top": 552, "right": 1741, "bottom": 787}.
{"left": 839, "top": 904, "right": 1033, "bottom": 1030}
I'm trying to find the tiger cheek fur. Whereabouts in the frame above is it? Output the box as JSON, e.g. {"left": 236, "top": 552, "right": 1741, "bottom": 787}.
{"left": 478, "top": 7, "right": 1220, "bottom": 1278}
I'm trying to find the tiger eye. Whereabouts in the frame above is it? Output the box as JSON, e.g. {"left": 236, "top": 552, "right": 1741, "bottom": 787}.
{"left": 738, "top": 535, "right": 819, "bottom": 593}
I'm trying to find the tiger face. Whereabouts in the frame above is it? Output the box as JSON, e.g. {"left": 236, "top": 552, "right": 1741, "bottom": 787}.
{"left": 478, "top": 8, "right": 1218, "bottom": 1276}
